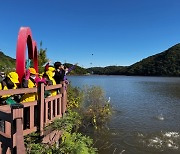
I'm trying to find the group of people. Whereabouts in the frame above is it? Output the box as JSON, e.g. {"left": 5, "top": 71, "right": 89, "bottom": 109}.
{"left": 0, "top": 61, "right": 77, "bottom": 105}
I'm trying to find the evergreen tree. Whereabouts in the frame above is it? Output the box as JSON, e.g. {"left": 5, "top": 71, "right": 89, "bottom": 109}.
{"left": 38, "top": 41, "right": 49, "bottom": 73}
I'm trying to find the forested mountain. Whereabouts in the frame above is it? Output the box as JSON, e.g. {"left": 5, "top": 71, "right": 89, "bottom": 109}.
{"left": 127, "top": 43, "right": 180, "bottom": 76}
{"left": 88, "top": 43, "right": 180, "bottom": 76}
{"left": 87, "top": 66, "right": 127, "bottom": 75}
{"left": 0, "top": 51, "right": 16, "bottom": 72}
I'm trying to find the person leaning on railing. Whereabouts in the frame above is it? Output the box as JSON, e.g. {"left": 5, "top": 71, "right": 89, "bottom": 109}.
{"left": 20, "top": 67, "right": 46, "bottom": 102}
{"left": 0, "top": 72, "right": 20, "bottom": 132}
{"left": 20, "top": 68, "right": 38, "bottom": 102}
{"left": 20, "top": 68, "right": 44, "bottom": 129}
{"left": 43, "top": 66, "right": 57, "bottom": 97}
{"left": 53, "top": 62, "right": 65, "bottom": 84}
{"left": 0, "top": 72, "right": 20, "bottom": 105}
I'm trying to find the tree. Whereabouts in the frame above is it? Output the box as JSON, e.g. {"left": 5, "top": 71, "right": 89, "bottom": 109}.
{"left": 38, "top": 41, "right": 49, "bottom": 73}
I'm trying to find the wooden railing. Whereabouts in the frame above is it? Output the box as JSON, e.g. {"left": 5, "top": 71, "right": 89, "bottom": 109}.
{"left": 0, "top": 82, "right": 67, "bottom": 154}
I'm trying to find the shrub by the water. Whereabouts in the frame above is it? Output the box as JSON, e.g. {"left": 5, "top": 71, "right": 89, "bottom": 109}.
{"left": 67, "top": 84, "right": 83, "bottom": 109}
{"left": 25, "top": 110, "right": 97, "bottom": 154}
{"left": 81, "top": 86, "right": 112, "bottom": 129}
{"left": 25, "top": 84, "right": 112, "bottom": 153}
{"left": 67, "top": 85, "right": 112, "bottom": 129}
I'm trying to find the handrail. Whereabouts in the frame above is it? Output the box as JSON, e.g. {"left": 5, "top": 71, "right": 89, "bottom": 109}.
{"left": 0, "top": 83, "right": 63, "bottom": 96}
{"left": 0, "top": 87, "right": 37, "bottom": 96}
{"left": 23, "top": 101, "right": 37, "bottom": 107}
{"left": 45, "top": 84, "right": 62, "bottom": 90}
{"left": 45, "top": 94, "right": 62, "bottom": 102}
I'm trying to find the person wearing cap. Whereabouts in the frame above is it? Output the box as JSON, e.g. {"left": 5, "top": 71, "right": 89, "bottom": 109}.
{"left": 43, "top": 66, "right": 56, "bottom": 85}
{"left": 0, "top": 72, "right": 19, "bottom": 104}
{"left": 43, "top": 66, "right": 57, "bottom": 96}
{"left": 20, "top": 68, "right": 38, "bottom": 102}
{"left": 0, "top": 72, "right": 19, "bottom": 132}
{"left": 20, "top": 68, "right": 40, "bottom": 129}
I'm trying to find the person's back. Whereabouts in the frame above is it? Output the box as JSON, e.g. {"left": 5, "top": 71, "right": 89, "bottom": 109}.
{"left": 54, "top": 62, "right": 65, "bottom": 84}
{"left": 21, "top": 68, "right": 37, "bottom": 103}
{"left": 45, "top": 70, "right": 57, "bottom": 96}
{"left": 0, "top": 72, "right": 19, "bottom": 105}
{"left": 54, "top": 70, "right": 65, "bottom": 84}
{"left": 0, "top": 72, "right": 19, "bottom": 132}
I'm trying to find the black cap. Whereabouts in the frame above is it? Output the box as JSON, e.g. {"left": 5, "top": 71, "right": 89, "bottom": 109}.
{"left": 54, "top": 62, "right": 62, "bottom": 69}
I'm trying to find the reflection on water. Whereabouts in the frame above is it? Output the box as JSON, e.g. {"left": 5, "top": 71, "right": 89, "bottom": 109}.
{"left": 123, "top": 131, "right": 180, "bottom": 153}
{"left": 68, "top": 75, "right": 180, "bottom": 154}
{"left": 155, "top": 114, "right": 165, "bottom": 121}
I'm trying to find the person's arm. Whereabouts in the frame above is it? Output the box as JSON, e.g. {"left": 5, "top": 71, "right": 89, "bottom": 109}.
{"left": 22, "top": 78, "right": 28, "bottom": 88}
{"left": 47, "top": 80, "right": 53, "bottom": 85}
{"left": 45, "top": 63, "right": 49, "bottom": 71}
{"left": 21, "top": 69, "right": 30, "bottom": 88}
{"left": 67, "top": 63, "right": 78, "bottom": 73}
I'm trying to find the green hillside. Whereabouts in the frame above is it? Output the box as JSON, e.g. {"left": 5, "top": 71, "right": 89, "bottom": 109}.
{"left": 88, "top": 43, "right": 180, "bottom": 76}
{"left": 127, "top": 43, "right": 180, "bottom": 76}
{"left": 0, "top": 51, "right": 16, "bottom": 72}
{"left": 64, "top": 63, "right": 88, "bottom": 75}
{"left": 87, "top": 66, "right": 127, "bottom": 75}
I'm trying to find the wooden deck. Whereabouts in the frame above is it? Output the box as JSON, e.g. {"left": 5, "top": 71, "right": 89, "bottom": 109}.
{"left": 0, "top": 82, "right": 67, "bottom": 154}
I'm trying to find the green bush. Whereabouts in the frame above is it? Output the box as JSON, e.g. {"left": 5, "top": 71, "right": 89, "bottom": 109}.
{"left": 67, "top": 85, "right": 83, "bottom": 109}
{"left": 50, "top": 110, "right": 82, "bottom": 132}
{"left": 81, "top": 86, "right": 112, "bottom": 129}
{"left": 26, "top": 132, "right": 97, "bottom": 154}
{"left": 25, "top": 85, "right": 112, "bottom": 154}
{"left": 59, "top": 131, "right": 97, "bottom": 154}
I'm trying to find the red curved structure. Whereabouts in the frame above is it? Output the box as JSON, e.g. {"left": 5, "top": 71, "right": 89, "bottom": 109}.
{"left": 33, "top": 40, "right": 38, "bottom": 72}
{"left": 16, "top": 27, "right": 38, "bottom": 82}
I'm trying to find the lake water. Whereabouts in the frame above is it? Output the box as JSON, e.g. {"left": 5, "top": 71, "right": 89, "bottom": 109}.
{"left": 68, "top": 75, "right": 180, "bottom": 154}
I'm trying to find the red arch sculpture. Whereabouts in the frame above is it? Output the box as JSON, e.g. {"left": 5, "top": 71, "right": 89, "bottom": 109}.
{"left": 16, "top": 27, "right": 38, "bottom": 82}
{"left": 33, "top": 40, "right": 38, "bottom": 72}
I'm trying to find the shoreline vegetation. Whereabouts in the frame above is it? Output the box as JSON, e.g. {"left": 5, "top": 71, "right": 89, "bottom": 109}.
{"left": 1, "top": 43, "right": 180, "bottom": 77}
{"left": 25, "top": 85, "right": 112, "bottom": 154}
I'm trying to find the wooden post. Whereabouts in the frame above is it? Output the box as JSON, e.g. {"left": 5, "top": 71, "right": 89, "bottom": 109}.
{"left": 60, "top": 82, "right": 66, "bottom": 115}
{"left": 29, "top": 106, "right": 34, "bottom": 129}
{"left": 11, "top": 103, "right": 25, "bottom": 154}
{"left": 37, "top": 82, "right": 45, "bottom": 136}
{"left": 45, "top": 102, "right": 48, "bottom": 123}
{"left": 5, "top": 121, "right": 11, "bottom": 137}
{"left": 64, "top": 86, "right": 67, "bottom": 113}
{"left": 54, "top": 99, "right": 57, "bottom": 117}
{"left": 56, "top": 98, "right": 61, "bottom": 117}
{"left": 50, "top": 101, "right": 53, "bottom": 120}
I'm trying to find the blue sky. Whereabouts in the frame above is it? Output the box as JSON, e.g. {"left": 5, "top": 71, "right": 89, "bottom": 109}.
{"left": 0, "top": 0, "right": 180, "bottom": 68}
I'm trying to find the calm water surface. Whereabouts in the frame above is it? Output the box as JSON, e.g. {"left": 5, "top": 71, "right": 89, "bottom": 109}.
{"left": 68, "top": 75, "right": 180, "bottom": 154}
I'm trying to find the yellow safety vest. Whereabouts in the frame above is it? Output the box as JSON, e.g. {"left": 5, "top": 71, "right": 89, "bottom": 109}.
{"left": 21, "top": 79, "right": 37, "bottom": 103}
{"left": 0, "top": 82, "right": 16, "bottom": 99}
